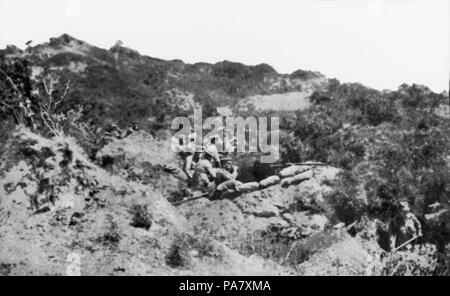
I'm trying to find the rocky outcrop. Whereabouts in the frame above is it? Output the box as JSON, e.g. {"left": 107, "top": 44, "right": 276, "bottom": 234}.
{"left": 95, "top": 131, "right": 187, "bottom": 200}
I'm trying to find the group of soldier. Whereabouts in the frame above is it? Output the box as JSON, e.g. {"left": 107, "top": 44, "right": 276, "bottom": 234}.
{"left": 175, "top": 133, "right": 241, "bottom": 197}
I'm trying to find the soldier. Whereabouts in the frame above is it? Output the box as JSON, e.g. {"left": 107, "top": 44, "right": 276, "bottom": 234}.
{"left": 215, "top": 157, "right": 238, "bottom": 185}
{"left": 183, "top": 133, "right": 199, "bottom": 179}
{"left": 191, "top": 146, "right": 217, "bottom": 192}
{"left": 204, "top": 136, "right": 221, "bottom": 168}
{"left": 399, "top": 201, "right": 422, "bottom": 237}
{"left": 389, "top": 201, "right": 423, "bottom": 250}
{"left": 213, "top": 157, "right": 242, "bottom": 199}
{"left": 175, "top": 133, "right": 196, "bottom": 179}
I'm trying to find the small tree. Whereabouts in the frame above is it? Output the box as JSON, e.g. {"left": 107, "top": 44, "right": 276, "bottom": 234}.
{"left": 0, "top": 56, "right": 71, "bottom": 137}
{"left": 38, "top": 74, "right": 70, "bottom": 136}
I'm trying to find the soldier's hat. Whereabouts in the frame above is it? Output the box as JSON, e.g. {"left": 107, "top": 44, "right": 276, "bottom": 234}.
{"left": 204, "top": 145, "right": 217, "bottom": 156}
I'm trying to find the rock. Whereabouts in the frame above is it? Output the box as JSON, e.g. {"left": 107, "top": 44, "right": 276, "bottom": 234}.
{"left": 54, "top": 192, "right": 78, "bottom": 210}
{"left": 313, "top": 166, "right": 341, "bottom": 184}
{"left": 163, "top": 163, "right": 179, "bottom": 173}
{"left": 32, "top": 206, "right": 51, "bottom": 215}
{"left": 299, "top": 227, "right": 314, "bottom": 237}
{"left": 131, "top": 167, "right": 145, "bottom": 176}
{"left": 282, "top": 212, "right": 328, "bottom": 231}
{"left": 69, "top": 212, "right": 85, "bottom": 226}
{"left": 281, "top": 227, "right": 301, "bottom": 238}
{"left": 253, "top": 210, "right": 278, "bottom": 218}
{"left": 281, "top": 170, "right": 313, "bottom": 188}
{"left": 3, "top": 183, "right": 15, "bottom": 194}
{"left": 309, "top": 214, "right": 329, "bottom": 231}
{"left": 259, "top": 175, "right": 280, "bottom": 188}
{"left": 234, "top": 190, "right": 282, "bottom": 218}
{"left": 333, "top": 222, "right": 345, "bottom": 229}
{"left": 116, "top": 185, "right": 128, "bottom": 195}
{"left": 297, "top": 178, "right": 325, "bottom": 204}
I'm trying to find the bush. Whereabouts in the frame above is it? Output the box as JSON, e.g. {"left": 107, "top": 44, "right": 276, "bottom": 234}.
{"left": 380, "top": 244, "right": 438, "bottom": 276}
{"left": 129, "top": 204, "right": 152, "bottom": 230}
{"left": 166, "top": 242, "right": 190, "bottom": 268}
{"left": 327, "top": 190, "right": 366, "bottom": 224}
{"left": 364, "top": 96, "right": 399, "bottom": 126}
{"left": 232, "top": 228, "right": 296, "bottom": 265}
{"left": 290, "top": 69, "right": 322, "bottom": 80}
{"left": 309, "top": 91, "right": 332, "bottom": 104}
{"left": 101, "top": 215, "right": 121, "bottom": 247}
{"left": 396, "top": 83, "right": 444, "bottom": 109}
{"left": 434, "top": 247, "right": 450, "bottom": 276}
{"left": 165, "top": 233, "right": 219, "bottom": 268}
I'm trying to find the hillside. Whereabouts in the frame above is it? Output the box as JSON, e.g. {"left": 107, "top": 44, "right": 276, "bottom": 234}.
{"left": 1, "top": 35, "right": 449, "bottom": 275}
{"left": 0, "top": 128, "right": 297, "bottom": 275}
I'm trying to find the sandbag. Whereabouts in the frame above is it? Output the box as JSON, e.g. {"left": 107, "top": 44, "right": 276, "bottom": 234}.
{"left": 259, "top": 175, "right": 280, "bottom": 188}
{"left": 281, "top": 170, "right": 313, "bottom": 188}
{"left": 216, "top": 180, "right": 241, "bottom": 192}
{"left": 237, "top": 182, "right": 260, "bottom": 193}
{"left": 279, "top": 165, "right": 309, "bottom": 178}
{"left": 212, "top": 180, "right": 242, "bottom": 200}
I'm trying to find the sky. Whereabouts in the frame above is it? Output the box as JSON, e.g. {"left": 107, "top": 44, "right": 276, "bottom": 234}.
{"left": 0, "top": 0, "right": 448, "bottom": 92}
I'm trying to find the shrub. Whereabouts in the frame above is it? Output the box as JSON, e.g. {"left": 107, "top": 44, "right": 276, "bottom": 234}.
{"left": 165, "top": 241, "right": 190, "bottom": 268}
{"left": 0, "top": 263, "right": 15, "bottom": 276}
{"left": 101, "top": 215, "right": 121, "bottom": 247}
{"left": 380, "top": 244, "right": 438, "bottom": 276}
{"left": 232, "top": 228, "right": 296, "bottom": 264}
{"left": 165, "top": 233, "right": 218, "bottom": 268}
{"left": 309, "top": 91, "right": 332, "bottom": 104}
{"left": 363, "top": 96, "right": 399, "bottom": 126}
{"left": 434, "top": 247, "right": 450, "bottom": 276}
{"left": 129, "top": 204, "right": 152, "bottom": 230}
{"left": 290, "top": 69, "right": 322, "bottom": 80}
{"left": 327, "top": 190, "right": 366, "bottom": 224}
{"left": 396, "top": 83, "right": 443, "bottom": 109}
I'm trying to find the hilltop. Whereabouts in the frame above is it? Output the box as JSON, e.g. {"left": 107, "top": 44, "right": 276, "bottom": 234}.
{"left": 2, "top": 34, "right": 328, "bottom": 129}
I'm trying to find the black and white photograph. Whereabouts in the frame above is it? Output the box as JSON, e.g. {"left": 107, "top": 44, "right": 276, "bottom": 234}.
{"left": 0, "top": 0, "right": 449, "bottom": 278}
